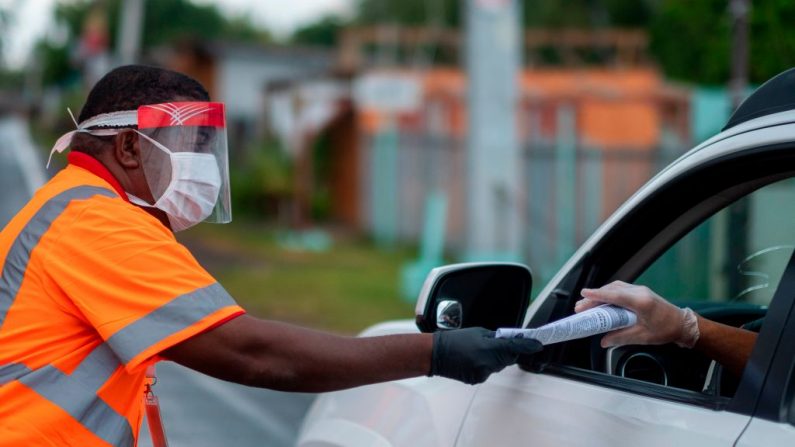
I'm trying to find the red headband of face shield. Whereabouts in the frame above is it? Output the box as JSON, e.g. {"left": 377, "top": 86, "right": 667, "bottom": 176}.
{"left": 138, "top": 102, "right": 226, "bottom": 129}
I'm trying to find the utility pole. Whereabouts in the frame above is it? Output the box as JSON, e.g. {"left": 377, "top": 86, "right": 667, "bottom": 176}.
{"left": 727, "top": 0, "right": 750, "bottom": 299}
{"left": 730, "top": 0, "right": 749, "bottom": 110}
{"left": 117, "top": 0, "right": 145, "bottom": 65}
{"left": 464, "top": 0, "right": 523, "bottom": 261}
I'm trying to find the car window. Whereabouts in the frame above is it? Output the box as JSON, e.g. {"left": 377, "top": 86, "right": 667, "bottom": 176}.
{"left": 637, "top": 177, "right": 795, "bottom": 308}
{"left": 546, "top": 176, "right": 795, "bottom": 406}
{"left": 625, "top": 177, "right": 795, "bottom": 398}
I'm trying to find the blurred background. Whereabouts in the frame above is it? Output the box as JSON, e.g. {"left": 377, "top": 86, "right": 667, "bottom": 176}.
{"left": 0, "top": 0, "right": 792, "bottom": 444}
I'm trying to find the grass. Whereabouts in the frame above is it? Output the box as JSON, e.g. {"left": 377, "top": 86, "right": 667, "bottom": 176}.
{"left": 178, "top": 220, "right": 417, "bottom": 335}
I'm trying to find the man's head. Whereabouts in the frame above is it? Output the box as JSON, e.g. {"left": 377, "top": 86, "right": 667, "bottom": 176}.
{"left": 72, "top": 64, "right": 209, "bottom": 159}
{"left": 68, "top": 65, "right": 229, "bottom": 230}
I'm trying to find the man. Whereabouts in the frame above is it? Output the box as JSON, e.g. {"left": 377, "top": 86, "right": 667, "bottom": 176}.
{"left": 0, "top": 65, "right": 542, "bottom": 446}
{"left": 576, "top": 281, "right": 758, "bottom": 377}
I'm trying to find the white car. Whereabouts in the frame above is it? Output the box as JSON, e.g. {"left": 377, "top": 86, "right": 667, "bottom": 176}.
{"left": 297, "top": 69, "right": 795, "bottom": 447}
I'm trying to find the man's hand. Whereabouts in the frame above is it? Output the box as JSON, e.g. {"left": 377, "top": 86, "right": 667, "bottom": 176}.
{"left": 430, "top": 327, "right": 543, "bottom": 385}
{"left": 575, "top": 281, "right": 699, "bottom": 348}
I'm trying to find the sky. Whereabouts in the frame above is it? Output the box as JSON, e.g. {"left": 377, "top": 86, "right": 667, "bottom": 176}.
{"left": 0, "top": 0, "right": 355, "bottom": 68}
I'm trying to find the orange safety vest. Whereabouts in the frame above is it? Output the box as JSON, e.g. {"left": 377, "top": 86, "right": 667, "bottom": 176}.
{"left": 0, "top": 152, "right": 245, "bottom": 446}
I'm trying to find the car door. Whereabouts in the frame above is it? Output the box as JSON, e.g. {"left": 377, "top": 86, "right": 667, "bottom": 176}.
{"left": 455, "top": 130, "right": 795, "bottom": 446}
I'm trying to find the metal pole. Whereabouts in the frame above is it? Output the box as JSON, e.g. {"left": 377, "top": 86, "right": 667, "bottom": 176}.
{"left": 555, "top": 104, "right": 576, "bottom": 266}
{"left": 371, "top": 115, "right": 399, "bottom": 247}
{"left": 464, "top": 0, "right": 522, "bottom": 261}
{"left": 727, "top": 0, "right": 750, "bottom": 298}
{"left": 729, "top": 0, "right": 749, "bottom": 110}
{"left": 117, "top": 0, "right": 145, "bottom": 65}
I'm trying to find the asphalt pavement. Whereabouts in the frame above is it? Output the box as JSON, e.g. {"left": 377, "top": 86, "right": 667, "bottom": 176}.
{"left": 0, "top": 116, "right": 43, "bottom": 227}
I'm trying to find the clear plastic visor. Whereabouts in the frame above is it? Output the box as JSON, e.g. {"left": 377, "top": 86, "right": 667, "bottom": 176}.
{"left": 136, "top": 102, "right": 231, "bottom": 224}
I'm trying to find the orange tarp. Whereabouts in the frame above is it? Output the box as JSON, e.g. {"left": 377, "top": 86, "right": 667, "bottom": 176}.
{"left": 358, "top": 68, "right": 668, "bottom": 150}
{"left": 520, "top": 69, "right": 662, "bottom": 149}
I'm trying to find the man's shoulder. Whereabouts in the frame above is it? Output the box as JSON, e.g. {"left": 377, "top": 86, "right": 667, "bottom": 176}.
{"left": 29, "top": 166, "right": 132, "bottom": 222}
{"left": 36, "top": 173, "right": 173, "bottom": 243}
{"left": 2, "top": 172, "right": 160, "bottom": 241}
{"left": 68, "top": 195, "right": 172, "bottom": 238}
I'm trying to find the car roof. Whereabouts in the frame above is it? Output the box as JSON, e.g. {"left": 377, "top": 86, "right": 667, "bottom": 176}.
{"left": 647, "top": 108, "right": 795, "bottom": 187}
{"left": 654, "top": 77, "right": 795, "bottom": 186}
{"left": 687, "top": 67, "right": 795, "bottom": 157}
{"left": 724, "top": 67, "right": 795, "bottom": 131}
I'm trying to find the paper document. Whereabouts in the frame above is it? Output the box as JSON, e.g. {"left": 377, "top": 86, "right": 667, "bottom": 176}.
{"left": 496, "top": 304, "right": 637, "bottom": 345}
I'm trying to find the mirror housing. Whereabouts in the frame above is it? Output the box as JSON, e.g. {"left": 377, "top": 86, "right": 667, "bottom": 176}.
{"left": 415, "top": 263, "right": 532, "bottom": 333}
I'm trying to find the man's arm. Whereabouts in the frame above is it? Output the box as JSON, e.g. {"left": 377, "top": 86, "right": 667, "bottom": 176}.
{"left": 163, "top": 314, "right": 543, "bottom": 392}
{"left": 576, "top": 281, "right": 757, "bottom": 377}
{"left": 162, "top": 315, "right": 433, "bottom": 392}
{"left": 694, "top": 315, "right": 758, "bottom": 377}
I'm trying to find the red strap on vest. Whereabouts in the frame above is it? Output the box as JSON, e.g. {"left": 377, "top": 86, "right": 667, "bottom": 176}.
{"left": 144, "top": 365, "right": 169, "bottom": 447}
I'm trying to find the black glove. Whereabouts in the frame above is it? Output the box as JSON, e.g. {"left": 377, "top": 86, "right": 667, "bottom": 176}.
{"left": 430, "top": 327, "right": 543, "bottom": 385}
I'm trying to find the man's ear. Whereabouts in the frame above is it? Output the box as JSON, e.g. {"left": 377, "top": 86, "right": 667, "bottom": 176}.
{"left": 114, "top": 130, "right": 140, "bottom": 169}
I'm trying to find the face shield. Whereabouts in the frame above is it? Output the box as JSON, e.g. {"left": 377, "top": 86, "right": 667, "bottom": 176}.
{"left": 135, "top": 102, "right": 231, "bottom": 230}
{"left": 48, "top": 101, "right": 232, "bottom": 232}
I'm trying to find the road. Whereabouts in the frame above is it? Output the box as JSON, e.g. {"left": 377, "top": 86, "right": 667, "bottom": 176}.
{"left": 138, "top": 362, "right": 315, "bottom": 447}
{"left": 0, "top": 115, "right": 316, "bottom": 446}
{"left": 0, "top": 116, "right": 44, "bottom": 227}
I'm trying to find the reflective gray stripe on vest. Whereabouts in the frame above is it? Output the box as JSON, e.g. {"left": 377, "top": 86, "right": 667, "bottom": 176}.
{"left": 8, "top": 343, "right": 132, "bottom": 446}
{"left": 0, "top": 340, "right": 131, "bottom": 444}
{"left": 1, "top": 352, "right": 131, "bottom": 446}
{"left": 70, "top": 343, "right": 122, "bottom": 393}
{"left": 0, "top": 362, "right": 31, "bottom": 386}
{"left": 107, "top": 282, "right": 236, "bottom": 364}
{"left": 19, "top": 363, "right": 133, "bottom": 446}
{"left": 1, "top": 345, "right": 121, "bottom": 393}
{"left": 0, "top": 186, "right": 117, "bottom": 330}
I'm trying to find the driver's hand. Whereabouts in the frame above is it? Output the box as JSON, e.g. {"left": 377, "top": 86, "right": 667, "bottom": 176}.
{"left": 575, "top": 281, "right": 699, "bottom": 349}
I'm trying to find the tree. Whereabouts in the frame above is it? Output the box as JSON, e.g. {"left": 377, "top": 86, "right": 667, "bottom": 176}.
{"left": 649, "top": 0, "right": 732, "bottom": 84}
{"left": 299, "top": 0, "right": 795, "bottom": 85}
{"left": 355, "top": 0, "right": 461, "bottom": 27}
{"left": 650, "top": 0, "right": 795, "bottom": 85}
{"left": 0, "top": 6, "right": 7, "bottom": 67}
{"left": 746, "top": 0, "right": 795, "bottom": 84}
{"left": 0, "top": 4, "right": 26, "bottom": 90}
{"left": 350, "top": 0, "right": 653, "bottom": 30}
{"left": 55, "top": 0, "right": 269, "bottom": 50}
{"left": 292, "top": 16, "right": 345, "bottom": 47}
{"left": 38, "top": 0, "right": 270, "bottom": 87}
{"left": 290, "top": 0, "right": 655, "bottom": 56}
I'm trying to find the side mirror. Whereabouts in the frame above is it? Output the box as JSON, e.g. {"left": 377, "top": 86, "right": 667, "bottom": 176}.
{"left": 415, "top": 263, "right": 532, "bottom": 333}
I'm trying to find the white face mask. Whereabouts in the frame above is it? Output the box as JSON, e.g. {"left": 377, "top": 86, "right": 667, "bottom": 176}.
{"left": 128, "top": 131, "right": 222, "bottom": 232}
